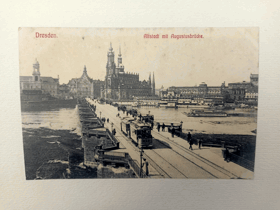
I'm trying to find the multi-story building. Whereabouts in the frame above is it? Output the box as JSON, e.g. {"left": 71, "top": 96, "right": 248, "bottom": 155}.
{"left": 163, "top": 82, "right": 224, "bottom": 104}
{"left": 92, "top": 80, "right": 105, "bottom": 99}
{"left": 102, "top": 43, "right": 155, "bottom": 100}
{"left": 161, "top": 74, "right": 259, "bottom": 104}
{"left": 227, "top": 74, "right": 259, "bottom": 102}
{"left": 19, "top": 59, "right": 59, "bottom": 100}
{"left": 250, "top": 73, "right": 258, "bottom": 86}
{"left": 67, "top": 66, "right": 94, "bottom": 98}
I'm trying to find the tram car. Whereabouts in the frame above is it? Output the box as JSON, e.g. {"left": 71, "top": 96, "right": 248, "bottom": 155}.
{"left": 120, "top": 119, "right": 153, "bottom": 148}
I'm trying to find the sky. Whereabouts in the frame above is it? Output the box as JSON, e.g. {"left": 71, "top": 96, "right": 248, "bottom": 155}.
{"left": 19, "top": 27, "right": 259, "bottom": 88}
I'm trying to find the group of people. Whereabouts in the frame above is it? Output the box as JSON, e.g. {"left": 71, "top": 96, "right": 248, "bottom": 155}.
{"left": 156, "top": 123, "right": 166, "bottom": 132}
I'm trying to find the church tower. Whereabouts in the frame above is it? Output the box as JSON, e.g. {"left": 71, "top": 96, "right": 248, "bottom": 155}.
{"left": 32, "top": 58, "right": 41, "bottom": 82}
{"left": 106, "top": 42, "right": 116, "bottom": 76}
{"left": 118, "top": 45, "right": 122, "bottom": 66}
{"left": 152, "top": 72, "right": 155, "bottom": 96}
{"left": 116, "top": 45, "right": 124, "bottom": 74}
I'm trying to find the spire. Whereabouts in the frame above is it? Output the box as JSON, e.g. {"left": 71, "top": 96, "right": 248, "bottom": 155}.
{"left": 84, "top": 65, "right": 87, "bottom": 73}
{"left": 117, "top": 44, "right": 123, "bottom": 68}
{"left": 109, "top": 42, "right": 113, "bottom": 51}
{"left": 118, "top": 45, "right": 121, "bottom": 56}
{"left": 152, "top": 72, "right": 155, "bottom": 95}
{"left": 149, "top": 72, "right": 151, "bottom": 85}
{"left": 33, "top": 58, "right": 40, "bottom": 74}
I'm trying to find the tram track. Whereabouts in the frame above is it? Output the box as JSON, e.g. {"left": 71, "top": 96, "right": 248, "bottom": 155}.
{"left": 152, "top": 131, "right": 238, "bottom": 178}
{"left": 89, "top": 99, "right": 237, "bottom": 179}
{"left": 103, "top": 110, "right": 187, "bottom": 178}
{"left": 89, "top": 100, "right": 172, "bottom": 178}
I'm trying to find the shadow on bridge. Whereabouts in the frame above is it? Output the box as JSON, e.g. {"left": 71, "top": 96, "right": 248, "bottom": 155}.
{"left": 151, "top": 138, "right": 172, "bottom": 149}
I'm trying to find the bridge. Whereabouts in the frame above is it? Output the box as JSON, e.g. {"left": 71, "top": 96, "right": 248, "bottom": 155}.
{"left": 87, "top": 98, "right": 254, "bottom": 179}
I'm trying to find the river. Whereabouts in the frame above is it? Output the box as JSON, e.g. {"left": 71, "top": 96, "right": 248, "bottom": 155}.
{"left": 136, "top": 107, "right": 257, "bottom": 135}
{"left": 21, "top": 105, "right": 257, "bottom": 136}
{"left": 21, "top": 106, "right": 82, "bottom": 136}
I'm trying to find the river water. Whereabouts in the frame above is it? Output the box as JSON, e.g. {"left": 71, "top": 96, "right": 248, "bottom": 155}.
{"left": 136, "top": 107, "right": 257, "bottom": 135}
{"left": 21, "top": 106, "right": 82, "bottom": 136}
{"left": 21, "top": 105, "right": 257, "bottom": 136}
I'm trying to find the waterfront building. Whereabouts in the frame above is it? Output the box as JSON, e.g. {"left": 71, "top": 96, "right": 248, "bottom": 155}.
{"left": 102, "top": 43, "right": 155, "bottom": 100}
{"left": 227, "top": 74, "right": 258, "bottom": 102}
{"left": 20, "top": 59, "right": 59, "bottom": 100}
{"left": 92, "top": 80, "right": 105, "bottom": 99}
{"left": 250, "top": 73, "right": 258, "bottom": 86}
{"left": 164, "top": 82, "right": 224, "bottom": 104}
{"left": 245, "top": 86, "right": 258, "bottom": 101}
{"left": 67, "top": 66, "right": 94, "bottom": 98}
{"left": 161, "top": 74, "right": 258, "bottom": 104}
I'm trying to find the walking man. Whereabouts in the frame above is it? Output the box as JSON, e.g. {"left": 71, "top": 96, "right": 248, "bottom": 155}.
{"left": 157, "top": 123, "right": 161, "bottom": 132}
{"left": 198, "top": 139, "right": 203, "bottom": 149}
{"left": 151, "top": 121, "right": 154, "bottom": 130}
{"left": 187, "top": 132, "right": 193, "bottom": 150}
{"left": 189, "top": 138, "right": 193, "bottom": 150}
{"left": 171, "top": 126, "right": 175, "bottom": 138}
{"left": 162, "top": 123, "right": 165, "bottom": 132}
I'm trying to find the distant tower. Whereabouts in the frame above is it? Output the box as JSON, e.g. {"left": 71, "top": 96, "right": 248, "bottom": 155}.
{"left": 149, "top": 72, "right": 151, "bottom": 86}
{"left": 83, "top": 65, "right": 88, "bottom": 75}
{"left": 118, "top": 45, "right": 122, "bottom": 66}
{"left": 116, "top": 45, "right": 124, "bottom": 73}
{"left": 106, "top": 42, "right": 116, "bottom": 76}
{"left": 152, "top": 72, "right": 155, "bottom": 95}
{"left": 32, "top": 58, "right": 40, "bottom": 82}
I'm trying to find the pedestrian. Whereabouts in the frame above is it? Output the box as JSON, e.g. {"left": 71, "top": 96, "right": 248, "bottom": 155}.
{"left": 142, "top": 158, "right": 149, "bottom": 177}
{"left": 145, "top": 160, "right": 149, "bottom": 176}
{"left": 189, "top": 139, "right": 193, "bottom": 150}
{"left": 151, "top": 121, "right": 154, "bottom": 130}
{"left": 187, "top": 132, "right": 192, "bottom": 143}
{"left": 162, "top": 123, "right": 165, "bottom": 132}
{"left": 157, "top": 123, "right": 161, "bottom": 132}
{"left": 187, "top": 132, "right": 193, "bottom": 150}
{"left": 224, "top": 148, "right": 230, "bottom": 162}
{"left": 107, "top": 118, "right": 109, "bottom": 123}
{"left": 198, "top": 139, "right": 202, "bottom": 149}
{"left": 171, "top": 126, "right": 175, "bottom": 138}
{"left": 139, "top": 114, "right": 142, "bottom": 121}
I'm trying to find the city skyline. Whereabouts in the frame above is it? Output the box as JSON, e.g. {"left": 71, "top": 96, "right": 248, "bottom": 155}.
{"left": 19, "top": 28, "right": 258, "bottom": 88}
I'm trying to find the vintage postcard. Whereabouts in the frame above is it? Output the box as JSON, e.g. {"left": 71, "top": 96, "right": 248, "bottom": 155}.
{"left": 19, "top": 27, "right": 258, "bottom": 179}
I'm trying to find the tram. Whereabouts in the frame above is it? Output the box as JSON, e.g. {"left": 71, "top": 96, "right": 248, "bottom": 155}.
{"left": 120, "top": 119, "right": 153, "bottom": 148}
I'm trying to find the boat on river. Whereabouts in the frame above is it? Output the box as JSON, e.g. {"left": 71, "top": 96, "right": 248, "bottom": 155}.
{"left": 187, "top": 109, "right": 228, "bottom": 117}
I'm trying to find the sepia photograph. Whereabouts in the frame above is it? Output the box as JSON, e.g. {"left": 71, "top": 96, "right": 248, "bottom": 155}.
{"left": 19, "top": 27, "right": 258, "bottom": 180}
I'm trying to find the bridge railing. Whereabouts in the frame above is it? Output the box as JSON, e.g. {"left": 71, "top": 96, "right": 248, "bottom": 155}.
{"left": 127, "top": 155, "right": 148, "bottom": 178}
{"left": 228, "top": 153, "right": 255, "bottom": 172}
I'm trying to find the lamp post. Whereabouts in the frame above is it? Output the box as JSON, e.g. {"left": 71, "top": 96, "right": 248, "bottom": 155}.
{"left": 139, "top": 147, "right": 144, "bottom": 178}
{"left": 180, "top": 121, "right": 183, "bottom": 132}
{"left": 100, "top": 111, "right": 102, "bottom": 119}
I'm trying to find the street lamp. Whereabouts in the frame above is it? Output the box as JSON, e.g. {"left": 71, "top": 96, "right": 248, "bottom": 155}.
{"left": 100, "top": 111, "right": 102, "bottom": 119}
{"left": 180, "top": 121, "right": 183, "bottom": 132}
{"left": 139, "top": 147, "right": 144, "bottom": 178}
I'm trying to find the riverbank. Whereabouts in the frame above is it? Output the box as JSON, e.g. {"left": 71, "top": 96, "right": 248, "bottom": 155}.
{"left": 22, "top": 127, "right": 92, "bottom": 179}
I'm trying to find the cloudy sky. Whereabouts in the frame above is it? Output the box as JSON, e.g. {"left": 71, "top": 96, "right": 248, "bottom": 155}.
{"left": 19, "top": 27, "right": 258, "bottom": 88}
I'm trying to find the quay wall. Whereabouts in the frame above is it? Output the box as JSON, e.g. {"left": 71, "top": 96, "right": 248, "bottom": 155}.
{"left": 97, "top": 165, "right": 135, "bottom": 178}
